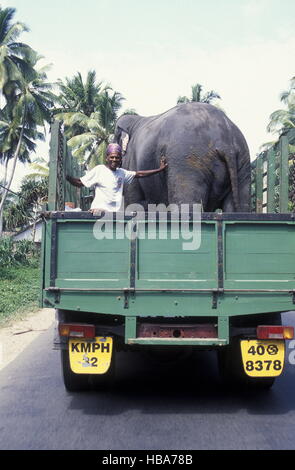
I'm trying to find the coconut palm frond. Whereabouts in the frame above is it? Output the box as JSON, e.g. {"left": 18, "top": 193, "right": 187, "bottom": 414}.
{"left": 177, "top": 82, "right": 221, "bottom": 106}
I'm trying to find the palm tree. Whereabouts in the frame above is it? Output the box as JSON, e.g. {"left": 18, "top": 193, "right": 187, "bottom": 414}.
{"left": 0, "top": 104, "right": 43, "bottom": 164}
{"left": 3, "top": 178, "right": 48, "bottom": 232}
{"left": 267, "top": 77, "right": 295, "bottom": 135}
{"left": 0, "top": 5, "right": 38, "bottom": 190}
{"left": 55, "top": 70, "right": 102, "bottom": 115}
{"left": 177, "top": 83, "right": 221, "bottom": 105}
{"left": 55, "top": 72, "right": 125, "bottom": 167}
{"left": 54, "top": 70, "right": 103, "bottom": 139}
{"left": 0, "top": 104, "right": 43, "bottom": 234}
{"left": 0, "top": 56, "right": 55, "bottom": 233}
{"left": 0, "top": 6, "right": 36, "bottom": 99}
{"left": 61, "top": 112, "right": 108, "bottom": 167}
{"left": 25, "top": 156, "right": 49, "bottom": 181}
{"left": 97, "top": 89, "right": 124, "bottom": 133}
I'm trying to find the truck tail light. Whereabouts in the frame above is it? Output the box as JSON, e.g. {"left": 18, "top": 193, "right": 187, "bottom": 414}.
{"left": 257, "top": 325, "right": 294, "bottom": 340}
{"left": 58, "top": 323, "right": 95, "bottom": 339}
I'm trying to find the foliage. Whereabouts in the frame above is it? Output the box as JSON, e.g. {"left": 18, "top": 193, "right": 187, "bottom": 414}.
{"left": 0, "top": 6, "right": 36, "bottom": 98}
{"left": 267, "top": 77, "right": 295, "bottom": 136}
{"left": 0, "top": 264, "right": 40, "bottom": 324}
{"left": 0, "top": 237, "right": 39, "bottom": 267}
{"left": 55, "top": 71, "right": 125, "bottom": 167}
{"left": 0, "top": 6, "right": 57, "bottom": 233}
{"left": 0, "top": 105, "right": 43, "bottom": 164}
{"left": 177, "top": 83, "right": 221, "bottom": 105}
{"left": 55, "top": 70, "right": 103, "bottom": 116}
{"left": 26, "top": 156, "right": 49, "bottom": 180}
{"left": 253, "top": 77, "right": 295, "bottom": 213}
{"left": 3, "top": 178, "right": 48, "bottom": 231}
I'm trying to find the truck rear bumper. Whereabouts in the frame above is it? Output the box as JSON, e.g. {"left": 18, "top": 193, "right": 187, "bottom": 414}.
{"left": 54, "top": 312, "right": 230, "bottom": 348}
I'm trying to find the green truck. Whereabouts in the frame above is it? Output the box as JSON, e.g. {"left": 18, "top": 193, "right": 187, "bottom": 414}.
{"left": 40, "top": 122, "right": 295, "bottom": 391}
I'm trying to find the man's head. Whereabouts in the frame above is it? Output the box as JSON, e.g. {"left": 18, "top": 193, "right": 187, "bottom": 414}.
{"left": 106, "top": 143, "right": 122, "bottom": 171}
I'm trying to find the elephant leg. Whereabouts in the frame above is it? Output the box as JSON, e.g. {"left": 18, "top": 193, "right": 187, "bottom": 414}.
{"left": 167, "top": 170, "right": 209, "bottom": 210}
{"left": 238, "top": 175, "right": 251, "bottom": 212}
{"left": 123, "top": 179, "right": 157, "bottom": 211}
{"left": 221, "top": 193, "right": 235, "bottom": 212}
{"left": 123, "top": 179, "right": 145, "bottom": 207}
{"left": 221, "top": 179, "right": 250, "bottom": 212}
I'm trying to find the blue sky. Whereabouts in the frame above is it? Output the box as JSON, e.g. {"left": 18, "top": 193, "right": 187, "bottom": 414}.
{"left": 1, "top": 0, "right": 295, "bottom": 187}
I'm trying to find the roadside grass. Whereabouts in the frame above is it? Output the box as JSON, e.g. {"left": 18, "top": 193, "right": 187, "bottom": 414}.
{"left": 0, "top": 265, "right": 40, "bottom": 327}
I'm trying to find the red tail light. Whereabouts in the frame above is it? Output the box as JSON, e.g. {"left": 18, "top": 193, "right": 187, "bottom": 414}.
{"left": 58, "top": 323, "right": 95, "bottom": 339}
{"left": 257, "top": 325, "right": 294, "bottom": 340}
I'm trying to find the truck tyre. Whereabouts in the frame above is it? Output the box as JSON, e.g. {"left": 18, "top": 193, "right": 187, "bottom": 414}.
{"left": 218, "top": 337, "right": 276, "bottom": 390}
{"left": 61, "top": 348, "right": 116, "bottom": 392}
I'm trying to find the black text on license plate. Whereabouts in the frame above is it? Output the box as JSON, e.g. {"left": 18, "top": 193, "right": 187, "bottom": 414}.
{"left": 69, "top": 337, "right": 113, "bottom": 374}
{"left": 240, "top": 340, "right": 285, "bottom": 377}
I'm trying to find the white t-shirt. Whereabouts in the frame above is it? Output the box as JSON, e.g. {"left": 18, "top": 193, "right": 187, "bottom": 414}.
{"left": 80, "top": 165, "right": 136, "bottom": 211}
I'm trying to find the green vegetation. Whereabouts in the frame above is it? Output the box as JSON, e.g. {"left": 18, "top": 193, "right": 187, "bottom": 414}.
{"left": 54, "top": 70, "right": 125, "bottom": 168}
{"left": 0, "top": 239, "right": 40, "bottom": 325}
{"left": 0, "top": 238, "right": 39, "bottom": 267}
{"left": 0, "top": 6, "right": 55, "bottom": 236}
{"left": 0, "top": 265, "right": 40, "bottom": 326}
{"left": 177, "top": 83, "right": 221, "bottom": 105}
{"left": 0, "top": 6, "right": 126, "bottom": 234}
{"left": 267, "top": 77, "right": 295, "bottom": 136}
{"left": 3, "top": 178, "right": 47, "bottom": 232}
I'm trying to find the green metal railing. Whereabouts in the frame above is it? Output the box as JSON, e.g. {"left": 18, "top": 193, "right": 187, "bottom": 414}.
{"left": 251, "top": 129, "right": 295, "bottom": 213}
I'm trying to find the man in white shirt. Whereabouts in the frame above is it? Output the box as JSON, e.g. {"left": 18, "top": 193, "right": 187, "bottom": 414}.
{"left": 66, "top": 143, "right": 167, "bottom": 213}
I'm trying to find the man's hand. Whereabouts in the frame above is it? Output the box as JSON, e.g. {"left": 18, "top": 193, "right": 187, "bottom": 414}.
{"left": 159, "top": 157, "right": 168, "bottom": 171}
{"left": 135, "top": 158, "right": 168, "bottom": 178}
{"left": 66, "top": 175, "right": 84, "bottom": 188}
{"left": 89, "top": 208, "right": 105, "bottom": 216}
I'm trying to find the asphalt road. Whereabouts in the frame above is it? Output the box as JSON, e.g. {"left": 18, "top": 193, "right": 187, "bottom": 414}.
{"left": 0, "top": 312, "right": 295, "bottom": 451}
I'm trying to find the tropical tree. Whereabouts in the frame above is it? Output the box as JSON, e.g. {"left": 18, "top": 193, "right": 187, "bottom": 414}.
{"left": 55, "top": 70, "right": 102, "bottom": 115}
{"left": 0, "top": 55, "right": 56, "bottom": 233}
{"left": 25, "top": 156, "right": 49, "bottom": 181}
{"left": 0, "top": 5, "right": 37, "bottom": 233}
{"left": 0, "top": 180, "right": 18, "bottom": 232}
{"left": 0, "top": 104, "right": 43, "bottom": 234}
{"left": 177, "top": 83, "right": 221, "bottom": 105}
{"left": 61, "top": 112, "right": 109, "bottom": 167}
{"left": 3, "top": 178, "right": 48, "bottom": 232}
{"left": 267, "top": 77, "right": 295, "bottom": 135}
{"left": 54, "top": 70, "right": 103, "bottom": 139}
{"left": 0, "top": 6, "right": 37, "bottom": 99}
{"left": 97, "top": 89, "right": 125, "bottom": 134}
{"left": 0, "top": 103, "right": 43, "bottom": 166}
{"left": 55, "top": 72, "right": 125, "bottom": 167}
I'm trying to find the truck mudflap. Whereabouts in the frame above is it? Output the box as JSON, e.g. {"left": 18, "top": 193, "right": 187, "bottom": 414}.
{"left": 68, "top": 337, "right": 113, "bottom": 374}
{"left": 240, "top": 339, "right": 285, "bottom": 377}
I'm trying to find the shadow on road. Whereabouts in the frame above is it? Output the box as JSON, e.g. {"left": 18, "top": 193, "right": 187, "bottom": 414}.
{"left": 68, "top": 347, "right": 295, "bottom": 417}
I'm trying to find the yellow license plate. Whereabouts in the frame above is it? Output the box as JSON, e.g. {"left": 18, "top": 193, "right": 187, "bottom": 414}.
{"left": 240, "top": 339, "right": 285, "bottom": 377}
{"left": 69, "top": 337, "right": 113, "bottom": 374}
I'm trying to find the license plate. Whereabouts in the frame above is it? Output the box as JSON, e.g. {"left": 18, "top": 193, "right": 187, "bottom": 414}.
{"left": 69, "top": 337, "right": 113, "bottom": 374}
{"left": 240, "top": 339, "right": 285, "bottom": 377}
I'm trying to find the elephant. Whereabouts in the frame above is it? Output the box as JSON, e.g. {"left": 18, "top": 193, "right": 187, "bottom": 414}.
{"left": 114, "top": 102, "right": 251, "bottom": 212}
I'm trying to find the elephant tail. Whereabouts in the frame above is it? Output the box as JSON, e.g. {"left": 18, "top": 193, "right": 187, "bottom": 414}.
{"left": 217, "top": 149, "right": 240, "bottom": 211}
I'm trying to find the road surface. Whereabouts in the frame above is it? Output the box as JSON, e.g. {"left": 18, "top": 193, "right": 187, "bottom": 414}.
{"left": 0, "top": 312, "right": 294, "bottom": 450}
